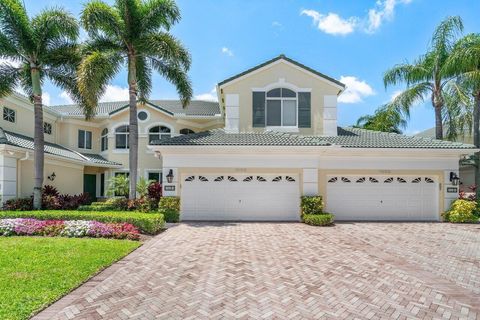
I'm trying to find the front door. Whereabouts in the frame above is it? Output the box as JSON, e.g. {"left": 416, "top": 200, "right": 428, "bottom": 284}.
{"left": 83, "top": 174, "right": 97, "bottom": 204}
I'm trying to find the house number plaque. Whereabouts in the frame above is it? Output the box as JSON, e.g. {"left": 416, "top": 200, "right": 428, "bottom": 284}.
{"left": 164, "top": 185, "right": 175, "bottom": 191}
{"left": 446, "top": 187, "right": 458, "bottom": 193}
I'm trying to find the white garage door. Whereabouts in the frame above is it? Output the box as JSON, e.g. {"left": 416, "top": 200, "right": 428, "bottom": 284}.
{"left": 181, "top": 174, "right": 300, "bottom": 221}
{"left": 326, "top": 175, "right": 439, "bottom": 221}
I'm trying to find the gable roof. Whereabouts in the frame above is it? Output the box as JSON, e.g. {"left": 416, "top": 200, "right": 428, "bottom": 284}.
{"left": 150, "top": 127, "right": 476, "bottom": 149}
{"left": 218, "top": 54, "right": 346, "bottom": 89}
{"left": 46, "top": 100, "right": 221, "bottom": 118}
{"left": 0, "top": 127, "right": 121, "bottom": 167}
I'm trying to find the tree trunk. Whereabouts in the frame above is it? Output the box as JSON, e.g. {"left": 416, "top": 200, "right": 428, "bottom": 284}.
{"left": 473, "top": 92, "right": 480, "bottom": 202}
{"left": 127, "top": 54, "right": 138, "bottom": 200}
{"left": 432, "top": 91, "right": 443, "bottom": 140}
{"left": 31, "top": 66, "right": 44, "bottom": 209}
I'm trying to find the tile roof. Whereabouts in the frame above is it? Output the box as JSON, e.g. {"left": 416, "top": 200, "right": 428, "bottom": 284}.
{"left": 46, "top": 100, "right": 221, "bottom": 118}
{"left": 151, "top": 129, "right": 330, "bottom": 146}
{"left": 0, "top": 128, "right": 121, "bottom": 166}
{"left": 151, "top": 127, "right": 476, "bottom": 149}
{"left": 218, "top": 54, "right": 346, "bottom": 88}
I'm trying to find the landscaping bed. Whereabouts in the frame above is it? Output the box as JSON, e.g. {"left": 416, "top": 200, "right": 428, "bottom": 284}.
{"left": 0, "top": 237, "right": 140, "bottom": 320}
{"left": 0, "top": 211, "right": 165, "bottom": 235}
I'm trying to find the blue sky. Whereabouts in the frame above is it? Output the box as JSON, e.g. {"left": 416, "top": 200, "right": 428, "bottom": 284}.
{"left": 19, "top": 0, "right": 480, "bottom": 135}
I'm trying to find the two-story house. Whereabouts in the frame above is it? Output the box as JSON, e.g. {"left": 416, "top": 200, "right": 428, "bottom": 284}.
{"left": 0, "top": 55, "right": 476, "bottom": 221}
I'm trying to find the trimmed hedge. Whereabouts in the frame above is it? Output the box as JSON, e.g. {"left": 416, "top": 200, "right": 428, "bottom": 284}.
{"left": 300, "top": 196, "right": 323, "bottom": 215}
{"left": 303, "top": 213, "right": 334, "bottom": 226}
{"left": 160, "top": 208, "right": 180, "bottom": 223}
{"left": 0, "top": 210, "right": 164, "bottom": 235}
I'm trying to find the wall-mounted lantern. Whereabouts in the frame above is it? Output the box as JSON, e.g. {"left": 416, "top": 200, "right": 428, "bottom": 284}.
{"left": 166, "top": 169, "right": 174, "bottom": 183}
{"left": 47, "top": 172, "right": 56, "bottom": 181}
{"left": 449, "top": 172, "right": 460, "bottom": 186}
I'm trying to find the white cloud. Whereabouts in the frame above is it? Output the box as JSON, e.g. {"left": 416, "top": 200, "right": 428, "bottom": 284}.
{"left": 301, "top": 0, "right": 412, "bottom": 36}
{"left": 195, "top": 87, "right": 218, "bottom": 102}
{"left": 100, "top": 85, "right": 129, "bottom": 102}
{"left": 0, "top": 57, "right": 20, "bottom": 68}
{"left": 59, "top": 91, "right": 74, "bottom": 104}
{"left": 221, "top": 47, "right": 234, "bottom": 57}
{"left": 301, "top": 10, "right": 356, "bottom": 35}
{"left": 272, "top": 21, "right": 282, "bottom": 27}
{"left": 42, "top": 92, "right": 51, "bottom": 106}
{"left": 338, "top": 76, "right": 375, "bottom": 103}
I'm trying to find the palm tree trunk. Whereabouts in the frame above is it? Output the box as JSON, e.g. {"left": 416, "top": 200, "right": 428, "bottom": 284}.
{"left": 434, "top": 105, "right": 443, "bottom": 140}
{"left": 127, "top": 54, "right": 138, "bottom": 199}
{"left": 31, "top": 66, "right": 44, "bottom": 209}
{"left": 473, "top": 92, "right": 480, "bottom": 202}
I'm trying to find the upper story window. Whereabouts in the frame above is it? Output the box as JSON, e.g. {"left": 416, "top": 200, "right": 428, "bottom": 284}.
{"left": 78, "top": 129, "right": 92, "bottom": 149}
{"left": 101, "top": 128, "right": 108, "bottom": 151}
{"left": 115, "top": 125, "right": 129, "bottom": 149}
{"left": 180, "top": 128, "right": 195, "bottom": 135}
{"left": 266, "top": 88, "right": 297, "bottom": 127}
{"left": 3, "top": 107, "right": 15, "bottom": 123}
{"left": 149, "top": 126, "right": 171, "bottom": 144}
{"left": 43, "top": 122, "right": 52, "bottom": 135}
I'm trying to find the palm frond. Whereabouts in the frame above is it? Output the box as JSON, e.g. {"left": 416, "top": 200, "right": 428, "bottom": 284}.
{"left": 136, "top": 55, "right": 152, "bottom": 101}
{"left": 149, "top": 57, "right": 192, "bottom": 107}
{"left": 83, "top": 36, "right": 124, "bottom": 54}
{"left": 0, "top": 31, "right": 20, "bottom": 58}
{"left": 442, "top": 82, "right": 473, "bottom": 141}
{"left": 0, "top": 0, "right": 34, "bottom": 54}
{"left": 41, "top": 41, "right": 80, "bottom": 69}
{"left": 138, "top": 32, "right": 191, "bottom": 70}
{"left": 115, "top": 0, "right": 141, "bottom": 42}
{"left": 81, "top": 0, "right": 124, "bottom": 38}
{"left": 383, "top": 59, "right": 431, "bottom": 88}
{"left": 387, "top": 82, "right": 433, "bottom": 117}
{"left": 140, "top": 0, "right": 180, "bottom": 32}
{"left": 0, "top": 63, "right": 21, "bottom": 97}
{"left": 431, "top": 16, "right": 463, "bottom": 57}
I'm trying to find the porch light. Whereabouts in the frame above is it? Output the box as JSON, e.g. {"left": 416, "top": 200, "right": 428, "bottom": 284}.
{"left": 166, "top": 169, "right": 174, "bottom": 183}
{"left": 47, "top": 172, "right": 56, "bottom": 181}
{"left": 449, "top": 172, "right": 460, "bottom": 186}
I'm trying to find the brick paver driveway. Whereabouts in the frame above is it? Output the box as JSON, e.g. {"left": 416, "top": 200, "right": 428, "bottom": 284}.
{"left": 35, "top": 223, "right": 480, "bottom": 320}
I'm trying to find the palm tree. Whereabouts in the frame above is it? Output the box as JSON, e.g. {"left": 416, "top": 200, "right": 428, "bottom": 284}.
{"left": 79, "top": 0, "right": 192, "bottom": 199}
{"left": 355, "top": 106, "right": 407, "bottom": 134}
{"left": 383, "top": 16, "right": 464, "bottom": 140}
{"left": 0, "top": 0, "right": 80, "bottom": 209}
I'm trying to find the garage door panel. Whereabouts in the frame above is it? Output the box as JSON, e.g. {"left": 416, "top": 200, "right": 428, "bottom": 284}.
{"left": 326, "top": 175, "right": 439, "bottom": 221}
{"left": 181, "top": 174, "right": 300, "bottom": 221}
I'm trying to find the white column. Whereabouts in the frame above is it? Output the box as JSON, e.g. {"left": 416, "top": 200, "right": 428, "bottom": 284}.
{"left": 303, "top": 168, "right": 318, "bottom": 196}
{"left": 225, "top": 94, "right": 240, "bottom": 133}
{"left": 0, "top": 155, "right": 17, "bottom": 201}
{"left": 162, "top": 167, "right": 178, "bottom": 197}
{"left": 323, "top": 95, "right": 338, "bottom": 136}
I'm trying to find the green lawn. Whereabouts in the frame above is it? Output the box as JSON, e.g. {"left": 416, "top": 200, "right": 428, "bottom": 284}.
{"left": 0, "top": 237, "right": 141, "bottom": 320}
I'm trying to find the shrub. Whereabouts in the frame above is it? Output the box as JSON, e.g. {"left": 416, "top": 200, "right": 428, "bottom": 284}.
{"left": 0, "top": 211, "right": 164, "bottom": 234}
{"left": 147, "top": 182, "right": 162, "bottom": 210}
{"left": 107, "top": 175, "right": 129, "bottom": 198}
{"left": 105, "top": 198, "right": 129, "bottom": 210}
{"left": 42, "top": 185, "right": 60, "bottom": 197}
{"left": 443, "top": 199, "right": 478, "bottom": 223}
{"left": 160, "top": 208, "right": 180, "bottom": 223}
{"left": 159, "top": 197, "right": 180, "bottom": 212}
{"left": 2, "top": 198, "right": 33, "bottom": 211}
{"left": 300, "top": 196, "right": 324, "bottom": 215}
{"left": 303, "top": 213, "right": 334, "bottom": 226}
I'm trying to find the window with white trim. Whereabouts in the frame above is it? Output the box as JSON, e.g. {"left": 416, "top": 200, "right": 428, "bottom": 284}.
{"left": 149, "top": 126, "right": 171, "bottom": 144}
{"left": 3, "top": 107, "right": 15, "bottom": 123}
{"left": 266, "top": 88, "right": 297, "bottom": 127}
{"left": 115, "top": 125, "right": 129, "bottom": 149}
{"left": 78, "top": 129, "right": 92, "bottom": 149}
{"left": 101, "top": 128, "right": 108, "bottom": 151}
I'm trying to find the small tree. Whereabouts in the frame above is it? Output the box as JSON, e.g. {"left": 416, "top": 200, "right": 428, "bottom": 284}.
{"left": 107, "top": 175, "right": 129, "bottom": 198}
{"left": 136, "top": 177, "right": 153, "bottom": 199}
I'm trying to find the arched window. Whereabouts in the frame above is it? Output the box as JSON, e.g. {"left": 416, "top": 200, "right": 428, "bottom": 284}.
{"left": 101, "top": 128, "right": 108, "bottom": 151}
{"left": 149, "top": 126, "right": 171, "bottom": 144}
{"left": 266, "top": 88, "right": 297, "bottom": 127}
{"left": 115, "top": 125, "right": 129, "bottom": 149}
{"left": 180, "top": 128, "right": 195, "bottom": 135}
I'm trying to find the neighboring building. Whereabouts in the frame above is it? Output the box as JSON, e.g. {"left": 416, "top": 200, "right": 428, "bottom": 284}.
{"left": 416, "top": 128, "right": 475, "bottom": 190}
{"left": 1, "top": 55, "right": 476, "bottom": 221}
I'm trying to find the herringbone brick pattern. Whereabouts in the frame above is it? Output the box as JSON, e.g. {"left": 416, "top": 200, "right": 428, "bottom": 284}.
{"left": 34, "top": 223, "right": 480, "bottom": 320}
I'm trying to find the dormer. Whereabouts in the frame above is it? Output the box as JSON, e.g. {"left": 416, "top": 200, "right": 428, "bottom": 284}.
{"left": 218, "top": 55, "right": 345, "bottom": 136}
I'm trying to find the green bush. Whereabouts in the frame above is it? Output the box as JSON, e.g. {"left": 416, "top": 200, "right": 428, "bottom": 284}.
{"left": 160, "top": 208, "right": 180, "bottom": 223}
{"left": 300, "top": 196, "right": 323, "bottom": 215}
{"left": 443, "top": 199, "right": 478, "bottom": 223}
{"left": 159, "top": 197, "right": 180, "bottom": 212}
{"left": 303, "top": 213, "right": 334, "bottom": 226}
{"left": 0, "top": 210, "right": 165, "bottom": 234}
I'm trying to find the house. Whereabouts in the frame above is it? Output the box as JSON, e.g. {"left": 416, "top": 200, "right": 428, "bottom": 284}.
{"left": 416, "top": 127, "right": 476, "bottom": 190}
{"left": 0, "top": 55, "right": 476, "bottom": 221}
{"left": 148, "top": 55, "right": 476, "bottom": 221}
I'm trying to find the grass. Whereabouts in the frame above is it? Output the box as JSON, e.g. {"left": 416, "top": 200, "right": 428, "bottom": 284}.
{"left": 0, "top": 237, "right": 140, "bottom": 320}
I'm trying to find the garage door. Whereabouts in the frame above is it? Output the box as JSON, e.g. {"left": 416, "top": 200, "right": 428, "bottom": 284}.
{"left": 181, "top": 174, "right": 300, "bottom": 221}
{"left": 326, "top": 175, "right": 439, "bottom": 221}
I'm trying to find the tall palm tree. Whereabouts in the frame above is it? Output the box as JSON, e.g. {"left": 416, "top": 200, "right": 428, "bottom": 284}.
{"left": 383, "top": 16, "right": 464, "bottom": 140}
{"left": 79, "top": 0, "right": 192, "bottom": 199}
{"left": 355, "top": 106, "right": 407, "bottom": 134}
{"left": 0, "top": 0, "right": 80, "bottom": 209}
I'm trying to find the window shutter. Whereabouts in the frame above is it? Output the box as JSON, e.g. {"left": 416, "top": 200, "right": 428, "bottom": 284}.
{"left": 298, "top": 92, "right": 311, "bottom": 128}
{"left": 252, "top": 92, "right": 266, "bottom": 127}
